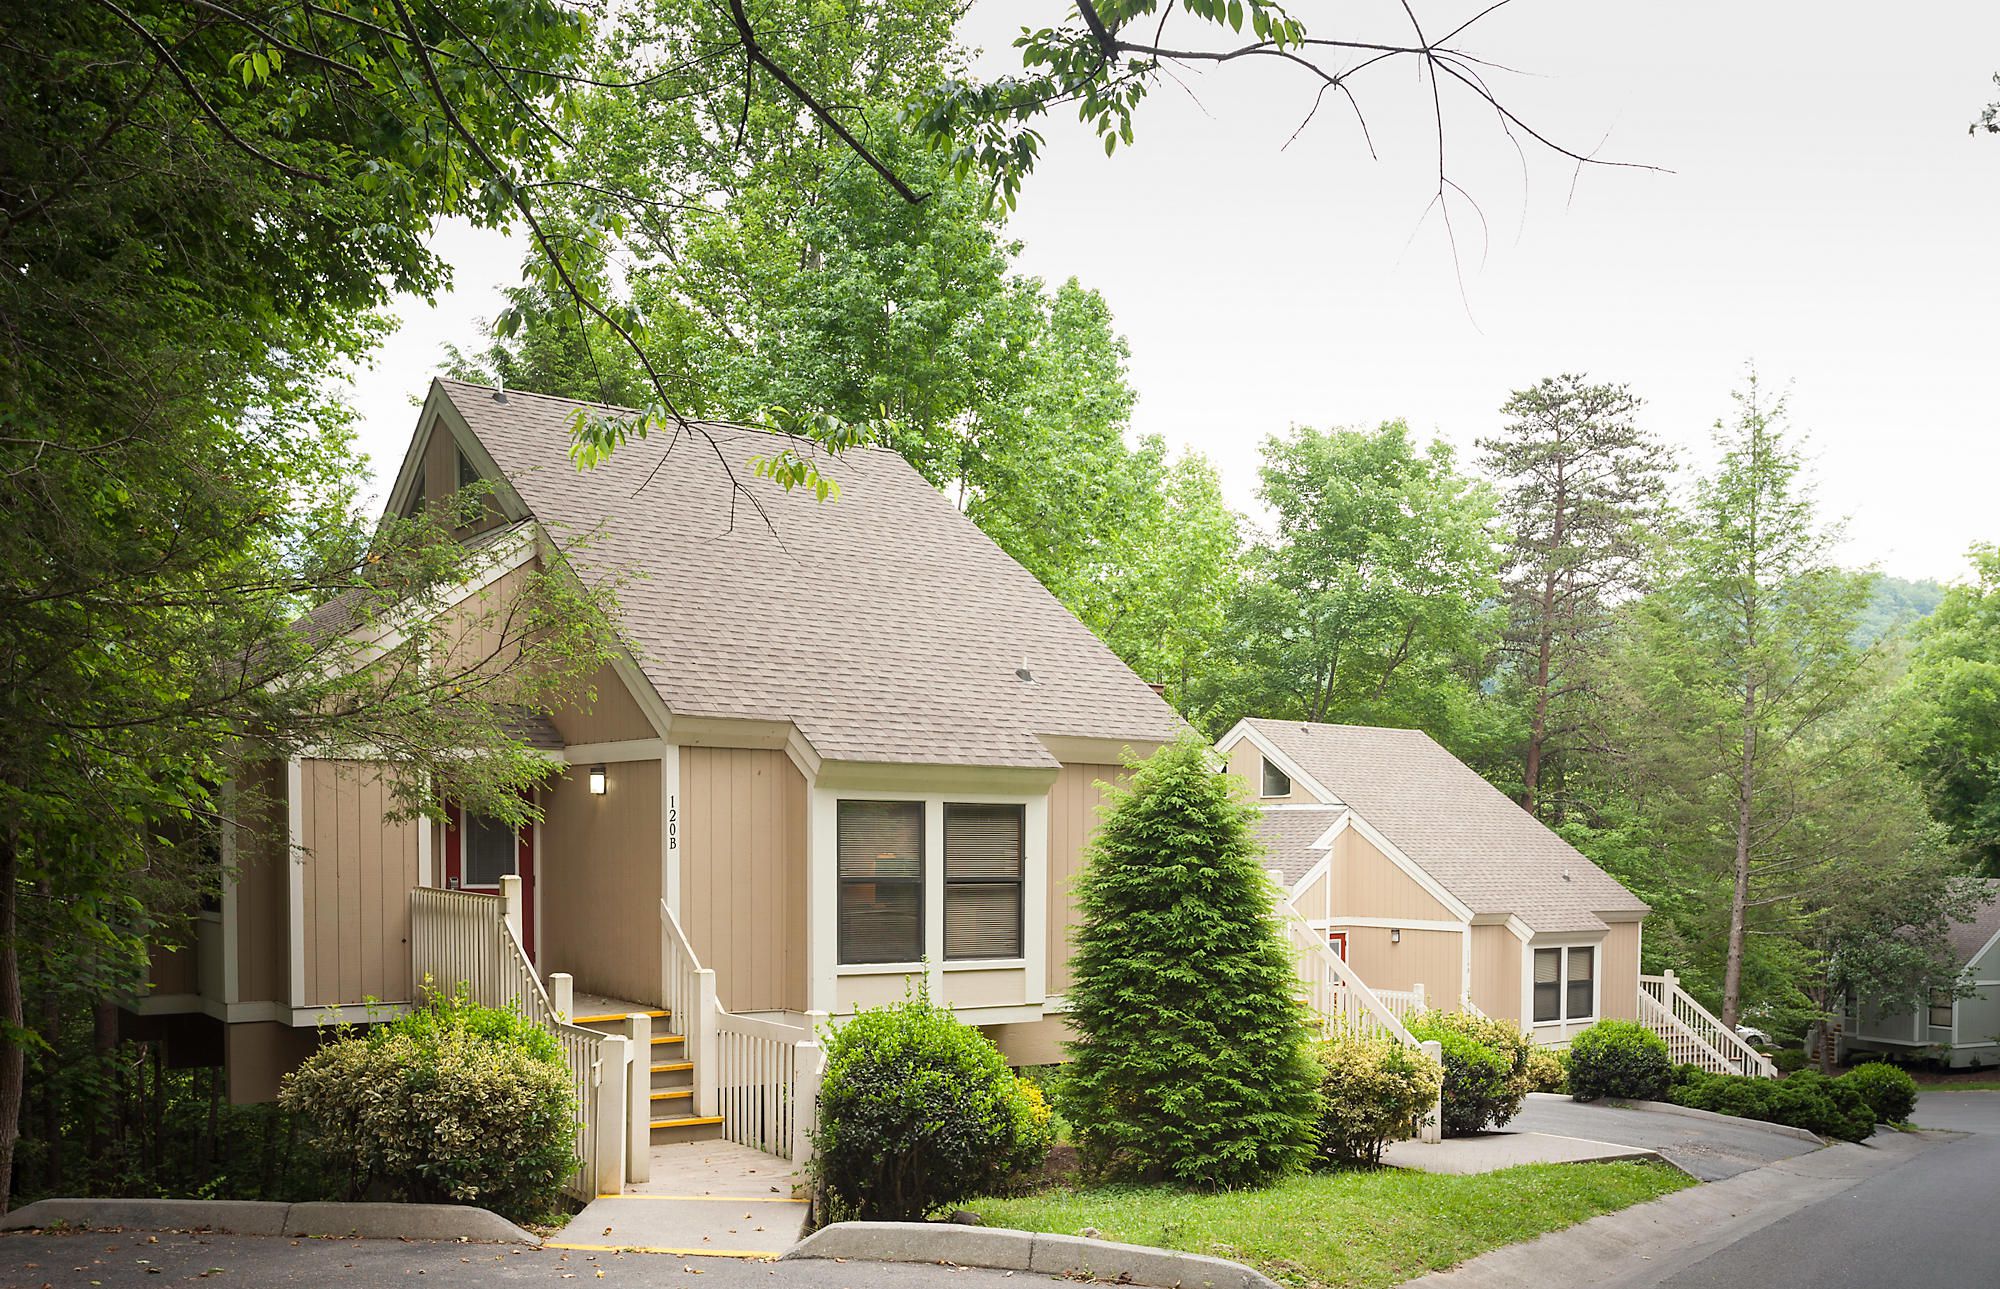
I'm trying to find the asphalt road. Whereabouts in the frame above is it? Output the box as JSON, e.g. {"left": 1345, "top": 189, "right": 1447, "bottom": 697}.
{"left": 0, "top": 1231, "right": 1024, "bottom": 1289}
{"left": 1657, "top": 1090, "right": 2000, "bottom": 1286}
{"left": 1505, "top": 1093, "right": 1822, "bottom": 1180}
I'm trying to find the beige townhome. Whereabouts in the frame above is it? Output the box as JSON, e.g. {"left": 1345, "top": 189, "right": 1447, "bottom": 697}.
{"left": 138, "top": 379, "right": 1180, "bottom": 1198}
{"left": 1218, "top": 718, "right": 1774, "bottom": 1075}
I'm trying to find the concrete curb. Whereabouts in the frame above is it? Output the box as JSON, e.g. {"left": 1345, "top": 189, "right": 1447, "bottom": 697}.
{"left": 784, "top": 1220, "right": 1279, "bottom": 1289}
{"left": 0, "top": 1198, "right": 540, "bottom": 1245}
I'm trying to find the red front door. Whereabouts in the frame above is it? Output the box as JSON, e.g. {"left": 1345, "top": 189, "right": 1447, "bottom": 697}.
{"left": 444, "top": 800, "right": 537, "bottom": 961}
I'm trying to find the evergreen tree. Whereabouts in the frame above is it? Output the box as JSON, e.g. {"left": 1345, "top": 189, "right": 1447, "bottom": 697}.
{"left": 1061, "top": 735, "right": 1320, "bottom": 1187}
{"left": 1479, "top": 376, "right": 1669, "bottom": 818}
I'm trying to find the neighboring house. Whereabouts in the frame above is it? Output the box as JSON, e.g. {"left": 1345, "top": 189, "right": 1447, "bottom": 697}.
{"left": 1218, "top": 719, "right": 1652, "bottom": 1044}
{"left": 1841, "top": 879, "right": 2000, "bottom": 1070}
{"left": 135, "top": 379, "right": 1182, "bottom": 1154}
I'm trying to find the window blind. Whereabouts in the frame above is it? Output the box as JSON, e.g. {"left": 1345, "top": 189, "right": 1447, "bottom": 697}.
{"left": 944, "top": 804, "right": 1024, "bottom": 960}
{"left": 1565, "top": 946, "right": 1594, "bottom": 1021}
{"left": 1532, "top": 947, "right": 1562, "bottom": 1024}
{"left": 838, "top": 801, "right": 923, "bottom": 964}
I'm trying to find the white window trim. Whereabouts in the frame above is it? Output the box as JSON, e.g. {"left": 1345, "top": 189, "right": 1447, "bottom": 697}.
{"left": 1528, "top": 941, "right": 1601, "bottom": 1027}
{"left": 812, "top": 786, "right": 1047, "bottom": 1011}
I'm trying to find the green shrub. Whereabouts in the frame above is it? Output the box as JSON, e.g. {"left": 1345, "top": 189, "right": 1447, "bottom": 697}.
{"left": 1406, "top": 1011, "right": 1531, "bottom": 1136}
{"left": 1841, "top": 1062, "right": 1918, "bottom": 1124}
{"left": 1567, "top": 1020, "right": 1671, "bottom": 1102}
{"left": 1669, "top": 1068, "right": 1875, "bottom": 1142}
{"left": 280, "top": 992, "right": 576, "bottom": 1220}
{"left": 1524, "top": 1046, "right": 1568, "bottom": 1095}
{"left": 1311, "top": 1031, "right": 1444, "bottom": 1168}
{"left": 809, "top": 983, "right": 1052, "bottom": 1221}
{"left": 1062, "top": 734, "right": 1321, "bottom": 1187}
{"left": 1771, "top": 1048, "right": 1810, "bottom": 1074}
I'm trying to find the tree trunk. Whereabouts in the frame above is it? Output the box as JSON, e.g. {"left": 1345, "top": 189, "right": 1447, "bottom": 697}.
{"left": 0, "top": 828, "right": 23, "bottom": 1213}
{"left": 39, "top": 981, "right": 60, "bottom": 1192}
{"left": 1722, "top": 681, "right": 1757, "bottom": 1032}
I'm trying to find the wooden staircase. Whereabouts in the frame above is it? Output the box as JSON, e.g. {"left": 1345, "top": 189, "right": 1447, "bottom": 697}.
{"left": 571, "top": 1005, "right": 725, "bottom": 1146}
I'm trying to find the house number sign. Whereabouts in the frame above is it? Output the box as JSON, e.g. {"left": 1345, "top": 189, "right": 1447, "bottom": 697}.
{"left": 668, "top": 794, "right": 678, "bottom": 850}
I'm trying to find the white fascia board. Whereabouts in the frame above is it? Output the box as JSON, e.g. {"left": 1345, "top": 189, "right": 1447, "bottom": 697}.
{"left": 1289, "top": 851, "right": 1332, "bottom": 899}
{"left": 1215, "top": 721, "right": 1344, "bottom": 807}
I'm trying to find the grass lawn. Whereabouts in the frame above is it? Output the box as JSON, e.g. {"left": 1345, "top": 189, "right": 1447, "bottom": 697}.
{"left": 1917, "top": 1081, "right": 2000, "bottom": 1092}
{"left": 971, "top": 1163, "right": 1694, "bottom": 1289}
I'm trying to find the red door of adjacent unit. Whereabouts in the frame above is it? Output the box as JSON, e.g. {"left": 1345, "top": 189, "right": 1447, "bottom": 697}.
{"left": 1326, "top": 929, "right": 1348, "bottom": 961}
{"left": 444, "top": 800, "right": 537, "bottom": 961}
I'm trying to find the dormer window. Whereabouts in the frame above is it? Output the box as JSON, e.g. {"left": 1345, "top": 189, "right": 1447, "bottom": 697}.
{"left": 1261, "top": 757, "right": 1291, "bottom": 798}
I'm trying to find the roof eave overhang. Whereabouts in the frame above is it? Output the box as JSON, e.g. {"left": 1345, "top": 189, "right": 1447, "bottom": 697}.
{"left": 812, "top": 759, "right": 1061, "bottom": 794}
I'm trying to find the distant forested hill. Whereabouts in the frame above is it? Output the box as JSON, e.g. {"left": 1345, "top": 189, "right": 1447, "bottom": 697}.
{"left": 1857, "top": 574, "right": 1947, "bottom": 643}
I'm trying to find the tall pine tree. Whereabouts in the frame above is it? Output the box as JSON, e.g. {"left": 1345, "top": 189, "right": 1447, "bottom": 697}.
{"left": 1480, "top": 376, "right": 1668, "bottom": 818}
{"left": 1061, "top": 735, "right": 1319, "bottom": 1187}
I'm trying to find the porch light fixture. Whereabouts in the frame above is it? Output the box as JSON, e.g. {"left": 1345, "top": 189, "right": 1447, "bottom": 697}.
{"left": 588, "top": 765, "right": 607, "bottom": 796}
{"left": 1390, "top": 928, "right": 1402, "bottom": 944}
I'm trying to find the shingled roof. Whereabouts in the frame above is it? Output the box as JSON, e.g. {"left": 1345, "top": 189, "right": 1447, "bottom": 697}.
{"left": 428, "top": 380, "right": 1181, "bottom": 769}
{"left": 1947, "top": 879, "right": 2000, "bottom": 966}
{"left": 1242, "top": 719, "right": 1648, "bottom": 934}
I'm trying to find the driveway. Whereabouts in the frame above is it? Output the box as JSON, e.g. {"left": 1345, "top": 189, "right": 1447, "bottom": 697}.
{"left": 1504, "top": 1092, "right": 1824, "bottom": 1180}
{"left": 0, "top": 1228, "right": 1023, "bottom": 1287}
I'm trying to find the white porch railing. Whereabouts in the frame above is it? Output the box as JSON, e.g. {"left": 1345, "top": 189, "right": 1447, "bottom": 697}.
{"left": 1276, "top": 898, "right": 1441, "bottom": 1143}
{"left": 1373, "top": 984, "right": 1429, "bottom": 1025}
{"left": 1640, "top": 970, "right": 1777, "bottom": 1078}
{"left": 412, "top": 881, "right": 635, "bottom": 1201}
{"left": 661, "top": 899, "right": 826, "bottom": 1162}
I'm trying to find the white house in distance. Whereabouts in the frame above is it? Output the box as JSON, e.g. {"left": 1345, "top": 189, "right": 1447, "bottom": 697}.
{"left": 1842, "top": 879, "right": 2000, "bottom": 1070}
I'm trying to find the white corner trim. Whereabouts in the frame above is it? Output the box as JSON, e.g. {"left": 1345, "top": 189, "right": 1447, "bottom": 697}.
{"left": 662, "top": 741, "right": 681, "bottom": 921}
{"left": 1215, "top": 721, "right": 1344, "bottom": 807}
{"left": 286, "top": 757, "right": 306, "bottom": 1011}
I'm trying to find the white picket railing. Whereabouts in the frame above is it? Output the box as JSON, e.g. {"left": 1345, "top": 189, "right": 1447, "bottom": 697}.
{"left": 661, "top": 899, "right": 825, "bottom": 1162}
{"left": 1373, "top": 985, "right": 1429, "bottom": 1025}
{"left": 412, "top": 882, "right": 632, "bottom": 1200}
{"left": 1639, "top": 971, "right": 1777, "bottom": 1078}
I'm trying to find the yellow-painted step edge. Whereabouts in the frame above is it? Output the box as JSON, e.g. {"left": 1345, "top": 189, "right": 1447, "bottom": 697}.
{"left": 572, "top": 1008, "right": 671, "bottom": 1025}
{"left": 651, "top": 1060, "right": 693, "bottom": 1074}
{"left": 649, "top": 1088, "right": 693, "bottom": 1102}
{"left": 650, "top": 1033, "right": 684, "bottom": 1046}
{"left": 650, "top": 1114, "right": 724, "bottom": 1129}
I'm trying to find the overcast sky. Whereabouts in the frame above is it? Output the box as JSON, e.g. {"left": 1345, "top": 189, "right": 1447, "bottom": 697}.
{"left": 343, "top": 1, "right": 2000, "bottom": 583}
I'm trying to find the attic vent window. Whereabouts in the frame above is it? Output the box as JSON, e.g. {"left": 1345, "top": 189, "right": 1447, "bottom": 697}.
{"left": 457, "top": 448, "right": 479, "bottom": 490}
{"left": 1261, "top": 758, "right": 1291, "bottom": 798}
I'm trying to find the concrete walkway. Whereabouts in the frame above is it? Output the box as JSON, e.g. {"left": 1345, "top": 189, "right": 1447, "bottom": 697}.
{"left": 1383, "top": 1130, "right": 1659, "bottom": 1174}
{"left": 547, "top": 1139, "right": 807, "bottom": 1258}
{"left": 1504, "top": 1093, "right": 1823, "bottom": 1181}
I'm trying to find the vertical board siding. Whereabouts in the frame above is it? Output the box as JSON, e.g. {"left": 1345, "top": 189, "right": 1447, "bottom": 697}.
{"left": 297, "top": 760, "right": 420, "bottom": 1008}
{"left": 234, "top": 759, "right": 290, "bottom": 1003}
{"left": 548, "top": 659, "right": 656, "bottom": 746}
{"left": 1470, "top": 924, "right": 1522, "bottom": 1021}
{"left": 1599, "top": 920, "right": 1642, "bottom": 1021}
{"left": 1046, "top": 764, "right": 1128, "bottom": 995}
{"left": 679, "top": 747, "right": 807, "bottom": 1014}
{"left": 539, "top": 760, "right": 663, "bottom": 1004}
{"left": 1333, "top": 830, "right": 1456, "bottom": 921}
{"left": 1344, "top": 926, "right": 1462, "bottom": 997}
